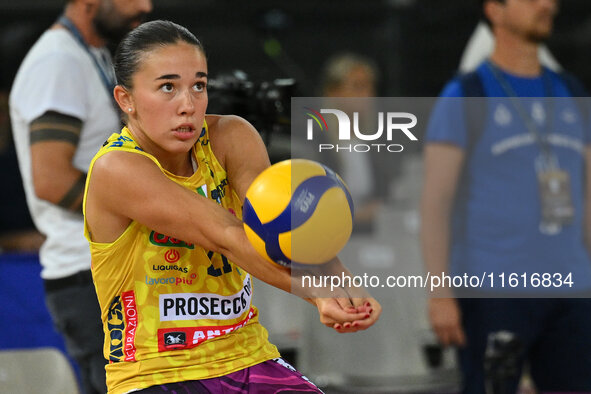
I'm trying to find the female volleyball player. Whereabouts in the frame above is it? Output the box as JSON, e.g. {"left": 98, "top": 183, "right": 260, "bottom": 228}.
{"left": 83, "top": 20, "right": 381, "bottom": 393}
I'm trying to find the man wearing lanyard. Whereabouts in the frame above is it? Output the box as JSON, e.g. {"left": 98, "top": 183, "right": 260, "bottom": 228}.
{"left": 9, "top": 1, "right": 152, "bottom": 393}
{"left": 421, "top": 0, "right": 591, "bottom": 393}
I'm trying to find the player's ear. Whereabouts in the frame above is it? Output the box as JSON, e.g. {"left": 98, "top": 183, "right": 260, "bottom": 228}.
{"left": 114, "top": 85, "right": 134, "bottom": 115}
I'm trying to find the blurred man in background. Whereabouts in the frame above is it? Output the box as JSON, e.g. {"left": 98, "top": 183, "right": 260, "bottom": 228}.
{"left": 0, "top": 89, "right": 45, "bottom": 252}
{"left": 320, "top": 53, "right": 391, "bottom": 233}
{"left": 422, "top": 0, "right": 591, "bottom": 392}
{"left": 9, "top": 0, "right": 152, "bottom": 392}
{"left": 458, "top": 20, "right": 560, "bottom": 73}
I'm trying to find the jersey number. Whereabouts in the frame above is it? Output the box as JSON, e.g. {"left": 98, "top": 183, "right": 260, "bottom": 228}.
{"left": 207, "top": 251, "right": 233, "bottom": 277}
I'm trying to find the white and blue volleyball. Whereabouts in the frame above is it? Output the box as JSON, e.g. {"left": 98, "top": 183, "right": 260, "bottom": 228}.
{"left": 243, "top": 159, "right": 354, "bottom": 267}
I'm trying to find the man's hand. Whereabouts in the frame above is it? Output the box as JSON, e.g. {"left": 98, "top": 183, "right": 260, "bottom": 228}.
{"left": 428, "top": 297, "right": 465, "bottom": 346}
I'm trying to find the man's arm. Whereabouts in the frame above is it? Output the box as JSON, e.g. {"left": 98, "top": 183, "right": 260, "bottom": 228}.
{"left": 421, "top": 142, "right": 466, "bottom": 346}
{"left": 30, "top": 111, "right": 86, "bottom": 211}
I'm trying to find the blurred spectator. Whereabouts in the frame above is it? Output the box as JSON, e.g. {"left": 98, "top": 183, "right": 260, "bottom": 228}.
{"left": 0, "top": 90, "right": 45, "bottom": 252}
{"left": 0, "top": 24, "right": 45, "bottom": 252}
{"left": 321, "top": 53, "right": 378, "bottom": 98}
{"left": 8, "top": 0, "right": 152, "bottom": 393}
{"left": 319, "top": 53, "right": 390, "bottom": 233}
{"left": 459, "top": 20, "right": 561, "bottom": 72}
{"left": 421, "top": 0, "right": 591, "bottom": 392}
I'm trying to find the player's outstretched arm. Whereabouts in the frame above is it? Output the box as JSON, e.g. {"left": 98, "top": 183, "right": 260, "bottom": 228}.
{"left": 86, "top": 114, "right": 380, "bottom": 330}
{"left": 211, "top": 114, "right": 381, "bottom": 332}
{"left": 85, "top": 148, "right": 292, "bottom": 294}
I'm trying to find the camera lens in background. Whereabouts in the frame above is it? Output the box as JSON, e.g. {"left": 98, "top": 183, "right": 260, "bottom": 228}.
{"left": 484, "top": 331, "right": 523, "bottom": 394}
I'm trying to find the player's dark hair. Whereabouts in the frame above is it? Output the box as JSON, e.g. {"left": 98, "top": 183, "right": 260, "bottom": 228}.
{"left": 114, "top": 20, "right": 205, "bottom": 89}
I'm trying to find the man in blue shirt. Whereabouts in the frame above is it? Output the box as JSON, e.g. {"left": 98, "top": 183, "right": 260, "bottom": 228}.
{"left": 421, "top": 0, "right": 591, "bottom": 392}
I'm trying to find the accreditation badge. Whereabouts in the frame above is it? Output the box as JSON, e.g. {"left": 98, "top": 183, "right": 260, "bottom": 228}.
{"left": 538, "top": 169, "right": 574, "bottom": 227}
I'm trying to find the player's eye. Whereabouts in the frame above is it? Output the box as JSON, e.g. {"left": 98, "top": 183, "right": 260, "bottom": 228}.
{"left": 160, "top": 83, "right": 174, "bottom": 93}
{"left": 193, "top": 82, "right": 206, "bottom": 92}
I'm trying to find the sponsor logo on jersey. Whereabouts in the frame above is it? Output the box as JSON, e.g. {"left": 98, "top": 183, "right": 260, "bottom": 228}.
{"left": 107, "top": 290, "right": 138, "bottom": 362}
{"left": 122, "top": 291, "right": 138, "bottom": 361}
{"left": 159, "top": 275, "right": 252, "bottom": 321}
{"left": 152, "top": 262, "right": 189, "bottom": 274}
{"left": 157, "top": 308, "right": 256, "bottom": 352}
{"left": 107, "top": 295, "right": 124, "bottom": 362}
{"left": 164, "top": 249, "right": 180, "bottom": 263}
{"left": 211, "top": 178, "right": 228, "bottom": 203}
{"left": 145, "top": 274, "right": 197, "bottom": 286}
{"left": 149, "top": 231, "right": 194, "bottom": 249}
{"left": 162, "top": 331, "right": 187, "bottom": 350}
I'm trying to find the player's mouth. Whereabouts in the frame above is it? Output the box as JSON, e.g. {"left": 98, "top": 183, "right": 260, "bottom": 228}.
{"left": 173, "top": 124, "right": 196, "bottom": 140}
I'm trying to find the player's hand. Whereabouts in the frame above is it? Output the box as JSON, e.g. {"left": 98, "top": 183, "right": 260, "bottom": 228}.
{"left": 313, "top": 289, "right": 381, "bottom": 333}
{"left": 428, "top": 297, "right": 465, "bottom": 346}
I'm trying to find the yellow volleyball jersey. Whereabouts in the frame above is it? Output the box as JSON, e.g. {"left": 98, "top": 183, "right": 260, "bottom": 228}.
{"left": 83, "top": 124, "right": 279, "bottom": 394}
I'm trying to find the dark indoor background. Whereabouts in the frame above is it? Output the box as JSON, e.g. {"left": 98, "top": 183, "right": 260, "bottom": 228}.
{"left": 1, "top": 0, "right": 590, "bottom": 97}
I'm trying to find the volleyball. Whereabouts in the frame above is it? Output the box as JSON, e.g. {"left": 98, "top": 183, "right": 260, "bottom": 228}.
{"left": 243, "top": 159, "right": 354, "bottom": 267}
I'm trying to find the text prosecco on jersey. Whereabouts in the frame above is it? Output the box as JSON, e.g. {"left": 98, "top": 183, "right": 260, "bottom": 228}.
{"left": 159, "top": 275, "right": 252, "bottom": 321}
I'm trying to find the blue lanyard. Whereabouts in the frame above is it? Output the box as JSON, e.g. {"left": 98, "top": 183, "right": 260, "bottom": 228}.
{"left": 486, "top": 59, "right": 556, "bottom": 164}
{"left": 58, "top": 15, "right": 116, "bottom": 97}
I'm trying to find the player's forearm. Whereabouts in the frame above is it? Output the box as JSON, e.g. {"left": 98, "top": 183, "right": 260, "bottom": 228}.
{"left": 220, "top": 224, "right": 292, "bottom": 293}
{"left": 219, "top": 226, "right": 358, "bottom": 299}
